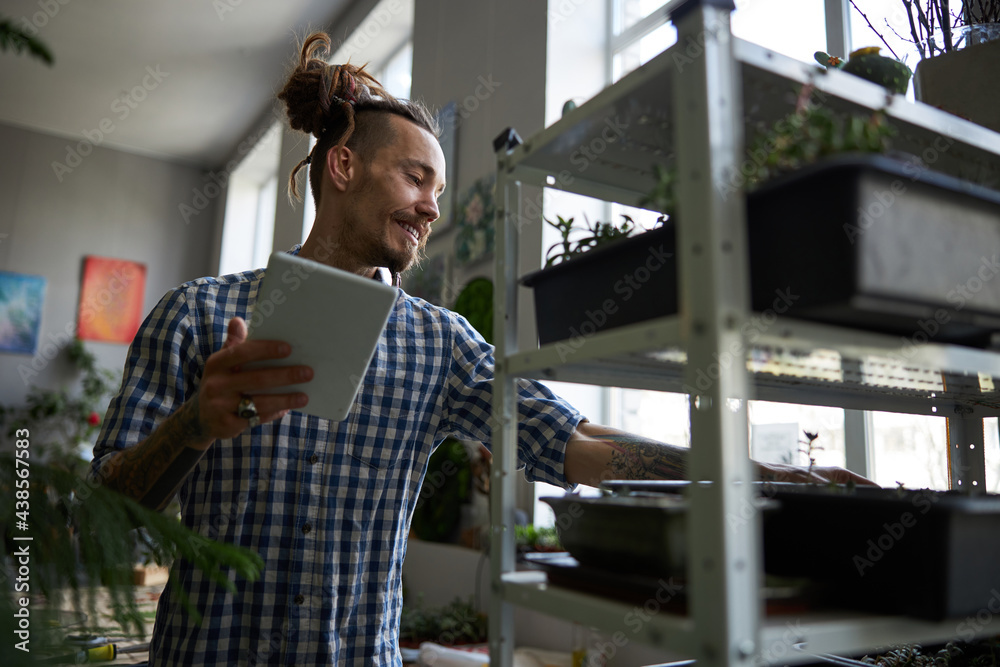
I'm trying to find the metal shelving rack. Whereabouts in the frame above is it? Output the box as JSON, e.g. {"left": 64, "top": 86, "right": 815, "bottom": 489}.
{"left": 487, "top": 0, "right": 1000, "bottom": 665}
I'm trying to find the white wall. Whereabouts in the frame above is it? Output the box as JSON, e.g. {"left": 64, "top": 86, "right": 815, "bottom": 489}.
{"left": 411, "top": 0, "right": 549, "bottom": 350}
{"left": 0, "top": 122, "right": 216, "bottom": 406}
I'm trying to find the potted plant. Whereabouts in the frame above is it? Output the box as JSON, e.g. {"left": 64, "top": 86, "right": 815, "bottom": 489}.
{"left": 410, "top": 438, "right": 473, "bottom": 544}
{"left": 850, "top": 0, "right": 1000, "bottom": 131}
{"left": 814, "top": 46, "right": 912, "bottom": 94}
{"left": 398, "top": 595, "right": 487, "bottom": 649}
{"left": 521, "top": 85, "right": 1000, "bottom": 349}
{"left": 521, "top": 210, "right": 675, "bottom": 346}
{"left": 522, "top": 89, "right": 897, "bottom": 347}
{"left": 514, "top": 524, "right": 563, "bottom": 554}
{"left": 0, "top": 341, "right": 265, "bottom": 657}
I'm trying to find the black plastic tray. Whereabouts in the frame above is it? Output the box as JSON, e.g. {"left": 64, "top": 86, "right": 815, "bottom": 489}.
{"left": 522, "top": 224, "right": 676, "bottom": 346}
{"left": 748, "top": 154, "right": 1000, "bottom": 348}
{"left": 763, "top": 485, "right": 1000, "bottom": 621}
{"left": 602, "top": 480, "right": 1000, "bottom": 621}
{"left": 523, "top": 155, "right": 1000, "bottom": 347}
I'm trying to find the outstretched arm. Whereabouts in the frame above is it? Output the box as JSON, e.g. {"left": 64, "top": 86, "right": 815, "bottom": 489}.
{"left": 563, "top": 421, "right": 874, "bottom": 487}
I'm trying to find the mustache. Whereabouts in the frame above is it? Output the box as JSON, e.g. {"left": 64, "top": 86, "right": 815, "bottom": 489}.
{"left": 392, "top": 210, "right": 428, "bottom": 227}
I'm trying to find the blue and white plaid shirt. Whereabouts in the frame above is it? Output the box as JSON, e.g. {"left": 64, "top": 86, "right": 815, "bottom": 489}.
{"left": 92, "top": 248, "right": 584, "bottom": 666}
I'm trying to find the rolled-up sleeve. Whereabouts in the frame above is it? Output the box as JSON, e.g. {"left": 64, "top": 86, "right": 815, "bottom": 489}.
{"left": 440, "top": 314, "right": 585, "bottom": 489}
{"left": 90, "top": 288, "right": 203, "bottom": 481}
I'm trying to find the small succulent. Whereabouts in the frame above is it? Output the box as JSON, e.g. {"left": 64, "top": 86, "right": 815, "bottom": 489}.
{"left": 815, "top": 46, "right": 912, "bottom": 95}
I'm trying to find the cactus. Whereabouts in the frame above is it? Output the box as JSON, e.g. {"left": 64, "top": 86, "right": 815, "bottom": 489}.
{"left": 841, "top": 46, "right": 912, "bottom": 95}
{"left": 815, "top": 47, "right": 912, "bottom": 95}
{"left": 814, "top": 51, "right": 845, "bottom": 68}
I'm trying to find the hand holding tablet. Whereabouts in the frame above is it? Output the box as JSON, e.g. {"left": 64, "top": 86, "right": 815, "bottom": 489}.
{"left": 244, "top": 252, "right": 398, "bottom": 422}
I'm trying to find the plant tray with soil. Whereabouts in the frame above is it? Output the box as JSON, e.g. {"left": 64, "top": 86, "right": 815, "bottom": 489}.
{"left": 523, "top": 154, "right": 1000, "bottom": 348}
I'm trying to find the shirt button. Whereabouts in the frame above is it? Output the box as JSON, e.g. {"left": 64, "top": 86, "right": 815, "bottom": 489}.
{"left": 302, "top": 522, "right": 312, "bottom": 534}
{"left": 309, "top": 454, "right": 319, "bottom": 464}
{"left": 294, "top": 594, "right": 304, "bottom": 605}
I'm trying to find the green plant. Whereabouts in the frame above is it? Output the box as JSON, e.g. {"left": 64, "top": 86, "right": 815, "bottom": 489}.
{"left": 543, "top": 87, "right": 895, "bottom": 270}
{"left": 639, "top": 163, "right": 677, "bottom": 222}
{"left": 543, "top": 214, "right": 640, "bottom": 268}
{"left": 452, "top": 278, "right": 494, "bottom": 345}
{"left": 399, "top": 595, "right": 487, "bottom": 646}
{"left": 743, "top": 85, "right": 897, "bottom": 188}
{"left": 0, "top": 342, "right": 265, "bottom": 653}
{"left": 515, "top": 524, "right": 562, "bottom": 552}
{"left": 815, "top": 46, "right": 913, "bottom": 94}
{"left": 0, "top": 17, "right": 53, "bottom": 65}
{"left": 0, "top": 458, "right": 264, "bottom": 653}
{"left": 411, "top": 438, "right": 472, "bottom": 542}
{"left": 0, "top": 340, "right": 119, "bottom": 478}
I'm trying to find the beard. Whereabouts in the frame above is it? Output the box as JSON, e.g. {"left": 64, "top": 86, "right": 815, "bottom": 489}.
{"left": 338, "top": 168, "right": 430, "bottom": 275}
{"left": 339, "top": 205, "right": 428, "bottom": 275}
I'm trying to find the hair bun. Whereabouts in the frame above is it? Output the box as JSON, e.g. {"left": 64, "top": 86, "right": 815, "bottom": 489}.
{"left": 277, "top": 32, "right": 437, "bottom": 203}
{"left": 278, "top": 33, "right": 335, "bottom": 137}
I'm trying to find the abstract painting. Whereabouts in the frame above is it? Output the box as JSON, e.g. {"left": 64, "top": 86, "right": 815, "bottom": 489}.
{"left": 0, "top": 271, "right": 46, "bottom": 354}
{"left": 77, "top": 256, "right": 147, "bottom": 344}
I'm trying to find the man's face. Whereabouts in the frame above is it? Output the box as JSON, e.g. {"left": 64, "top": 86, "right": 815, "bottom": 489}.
{"left": 339, "top": 115, "right": 447, "bottom": 275}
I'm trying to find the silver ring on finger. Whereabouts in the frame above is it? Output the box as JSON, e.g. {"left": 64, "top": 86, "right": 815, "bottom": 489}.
{"left": 237, "top": 396, "right": 261, "bottom": 428}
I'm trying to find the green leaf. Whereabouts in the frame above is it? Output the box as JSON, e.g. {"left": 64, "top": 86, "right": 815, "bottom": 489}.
{"left": 0, "top": 18, "right": 54, "bottom": 65}
{"left": 0, "top": 458, "right": 264, "bottom": 636}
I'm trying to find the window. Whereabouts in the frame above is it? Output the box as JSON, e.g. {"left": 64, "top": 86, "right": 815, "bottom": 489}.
{"left": 986, "top": 418, "right": 1000, "bottom": 492}
{"left": 534, "top": 0, "right": 956, "bottom": 516}
{"left": 376, "top": 41, "right": 414, "bottom": 99}
{"left": 848, "top": 0, "right": 926, "bottom": 65}
{"left": 610, "top": 0, "right": 828, "bottom": 83}
{"left": 869, "top": 413, "right": 949, "bottom": 490}
{"left": 218, "top": 123, "right": 281, "bottom": 275}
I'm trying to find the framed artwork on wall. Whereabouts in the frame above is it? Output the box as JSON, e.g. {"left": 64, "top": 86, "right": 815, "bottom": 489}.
{"left": 453, "top": 175, "right": 496, "bottom": 268}
{"left": 0, "top": 271, "right": 47, "bottom": 354}
{"left": 77, "top": 256, "right": 147, "bottom": 344}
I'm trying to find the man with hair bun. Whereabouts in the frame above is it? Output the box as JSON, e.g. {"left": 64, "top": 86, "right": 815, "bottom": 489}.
{"left": 92, "top": 31, "right": 870, "bottom": 666}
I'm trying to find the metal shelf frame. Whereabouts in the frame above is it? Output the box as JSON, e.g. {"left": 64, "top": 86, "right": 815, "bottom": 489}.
{"left": 488, "top": 0, "right": 1000, "bottom": 665}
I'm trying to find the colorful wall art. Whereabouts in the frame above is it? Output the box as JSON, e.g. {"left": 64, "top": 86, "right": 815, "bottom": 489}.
{"left": 0, "top": 271, "right": 47, "bottom": 354}
{"left": 77, "top": 256, "right": 147, "bottom": 344}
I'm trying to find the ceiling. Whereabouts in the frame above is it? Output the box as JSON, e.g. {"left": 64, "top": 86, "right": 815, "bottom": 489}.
{"left": 0, "top": 0, "right": 358, "bottom": 168}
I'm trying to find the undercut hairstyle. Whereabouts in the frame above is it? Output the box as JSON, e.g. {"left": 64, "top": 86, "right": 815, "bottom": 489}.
{"left": 277, "top": 32, "right": 440, "bottom": 203}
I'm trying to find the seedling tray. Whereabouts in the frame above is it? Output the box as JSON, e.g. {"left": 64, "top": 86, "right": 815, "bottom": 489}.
{"left": 764, "top": 486, "right": 1000, "bottom": 621}
{"left": 523, "top": 155, "right": 1000, "bottom": 347}
{"left": 522, "top": 224, "right": 676, "bottom": 346}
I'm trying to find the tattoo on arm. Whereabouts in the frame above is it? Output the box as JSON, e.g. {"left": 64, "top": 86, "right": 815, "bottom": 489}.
{"left": 596, "top": 434, "right": 688, "bottom": 481}
{"left": 101, "top": 392, "right": 210, "bottom": 511}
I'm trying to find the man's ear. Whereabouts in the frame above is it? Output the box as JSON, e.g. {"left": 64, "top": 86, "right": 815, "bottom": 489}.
{"left": 325, "top": 144, "right": 355, "bottom": 192}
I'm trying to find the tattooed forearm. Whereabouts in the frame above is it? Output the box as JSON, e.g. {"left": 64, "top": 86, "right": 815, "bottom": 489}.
{"left": 100, "top": 393, "right": 211, "bottom": 511}
{"left": 598, "top": 434, "right": 688, "bottom": 481}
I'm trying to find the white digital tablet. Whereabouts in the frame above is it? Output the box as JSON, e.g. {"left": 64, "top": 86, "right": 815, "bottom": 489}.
{"left": 244, "top": 251, "right": 398, "bottom": 422}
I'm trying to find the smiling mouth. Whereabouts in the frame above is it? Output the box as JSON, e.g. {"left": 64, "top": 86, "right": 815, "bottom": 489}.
{"left": 395, "top": 220, "right": 421, "bottom": 245}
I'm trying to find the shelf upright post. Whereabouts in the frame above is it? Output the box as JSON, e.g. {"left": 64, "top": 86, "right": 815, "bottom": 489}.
{"left": 670, "top": 1, "right": 760, "bottom": 666}
{"left": 489, "top": 135, "right": 522, "bottom": 667}
{"left": 942, "top": 373, "right": 988, "bottom": 493}
{"left": 948, "top": 413, "right": 988, "bottom": 493}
